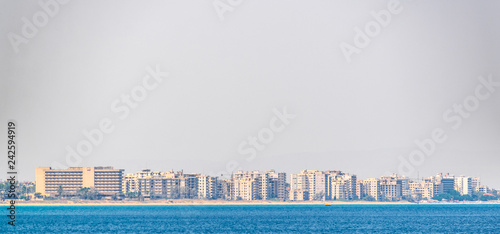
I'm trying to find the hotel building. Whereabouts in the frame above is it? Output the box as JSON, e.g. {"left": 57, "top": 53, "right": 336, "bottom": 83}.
{"left": 36, "top": 167, "right": 124, "bottom": 197}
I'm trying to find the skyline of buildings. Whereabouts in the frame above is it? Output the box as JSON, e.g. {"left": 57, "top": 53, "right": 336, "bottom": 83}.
{"left": 34, "top": 167, "right": 497, "bottom": 202}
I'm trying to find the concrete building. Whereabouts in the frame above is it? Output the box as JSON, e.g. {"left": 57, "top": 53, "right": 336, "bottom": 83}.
{"left": 36, "top": 167, "right": 124, "bottom": 197}
{"left": 409, "top": 181, "right": 434, "bottom": 200}
{"left": 290, "top": 170, "right": 357, "bottom": 201}
{"left": 441, "top": 176, "right": 455, "bottom": 194}
{"left": 476, "top": 185, "right": 488, "bottom": 193}
{"left": 326, "top": 171, "right": 357, "bottom": 200}
{"left": 233, "top": 177, "right": 258, "bottom": 200}
{"left": 123, "top": 169, "right": 199, "bottom": 199}
{"left": 232, "top": 170, "right": 286, "bottom": 201}
{"left": 472, "top": 177, "right": 481, "bottom": 192}
{"left": 429, "top": 173, "right": 455, "bottom": 196}
{"left": 356, "top": 180, "right": 364, "bottom": 199}
{"left": 267, "top": 170, "right": 287, "bottom": 201}
{"left": 217, "top": 179, "right": 232, "bottom": 200}
{"left": 379, "top": 176, "right": 401, "bottom": 201}
{"left": 123, "top": 173, "right": 139, "bottom": 195}
{"left": 455, "top": 176, "right": 473, "bottom": 195}
{"left": 396, "top": 176, "right": 410, "bottom": 198}
{"left": 290, "top": 189, "right": 309, "bottom": 201}
{"left": 290, "top": 170, "right": 327, "bottom": 201}
{"left": 363, "top": 178, "right": 380, "bottom": 200}
{"left": 198, "top": 175, "right": 218, "bottom": 199}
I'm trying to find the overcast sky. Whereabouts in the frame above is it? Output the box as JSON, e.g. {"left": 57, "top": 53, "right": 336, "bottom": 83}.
{"left": 1, "top": 1, "right": 499, "bottom": 188}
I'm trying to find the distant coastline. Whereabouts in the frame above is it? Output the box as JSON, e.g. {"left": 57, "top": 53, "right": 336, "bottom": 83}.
{"left": 10, "top": 200, "right": 500, "bottom": 206}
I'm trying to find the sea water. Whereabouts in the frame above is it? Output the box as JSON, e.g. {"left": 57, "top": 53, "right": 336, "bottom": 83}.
{"left": 7, "top": 204, "right": 500, "bottom": 233}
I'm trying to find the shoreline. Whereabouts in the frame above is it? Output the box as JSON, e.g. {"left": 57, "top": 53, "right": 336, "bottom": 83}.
{"left": 6, "top": 200, "right": 500, "bottom": 206}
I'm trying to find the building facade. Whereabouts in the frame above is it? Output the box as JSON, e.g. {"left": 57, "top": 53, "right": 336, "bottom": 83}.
{"left": 231, "top": 170, "right": 286, "bottom": 201}
{"left": 36, "top": 167, "right": 124, "bottom": 197}
{"left": 379, "top": 176, "right": 402, "bottom": 201}
{"left": 290, "top": 170, "right": 357, "bottom": 201}
{"left": 290, "top": 170, "right": 327, "bottom": 201}
{"left": 363, "top": 178, "right": 381, "bottom": 201}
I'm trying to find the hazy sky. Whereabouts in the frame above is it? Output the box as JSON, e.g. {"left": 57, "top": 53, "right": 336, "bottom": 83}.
{"left": 1, "top": 1, "right": 499, "bottom": 188}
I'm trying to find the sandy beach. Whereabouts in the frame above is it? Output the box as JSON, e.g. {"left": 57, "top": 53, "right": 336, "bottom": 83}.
{"left": 6, "top": 199, "right": 499, "bottom": 206}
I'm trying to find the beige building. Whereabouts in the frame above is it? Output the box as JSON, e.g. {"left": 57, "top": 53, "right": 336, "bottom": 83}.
{"left": 290, "top": 170, "right": 357, "bottom": 201}
{"left": 232, "top": 170, "right": 286, "bottom": 201}
{"left": 36, "top": 167, "right": 123, "bottom": 197}
{"left": 326, "top": 172, "right": 357, "bottom": 200}
{"left": 123, "top": 169, "right": 199, "bottom": 199}
{"left": 379, "top": 176, "right": 401, "bottom": 201}
{"left": 233, "top": 177, "right": 258, "bottom": 200}
{"left": 217, "top": 179, "right": 232, "bottom": 200}
{"left": 290, "top": 189, "right": 309, "bottom": 201}
{"left": 409, "top": 181, "right": 434, "bottom": 199}
{"left": 290, "top": 170, "right": 327, "bottom": 201}
{"left": 363, "top": 178, "right": 380, "bottom": 200}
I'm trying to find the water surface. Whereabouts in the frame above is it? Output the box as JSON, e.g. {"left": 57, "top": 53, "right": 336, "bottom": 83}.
{"left": 8, "top": 204, "right": 500, "bottom": 233}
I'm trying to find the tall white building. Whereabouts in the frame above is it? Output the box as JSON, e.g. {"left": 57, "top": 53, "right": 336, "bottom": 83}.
{"left": 198, "top": 175, "right": 218, "bottom": 199}
{"left": 326, "top": 171, "right": 357, "bottom": 200}
{"left": 123, "top": 169, "right": 200, "bottom": 199}
{"left": 455, "top": 176, "right": 473, "bottom": 195}
{"left": 363, "top": 178, "right": 380, "bottom": 201}
{"left": 231, "top": 170, "right": 286, "bottom": 201}
{"left": 290, "top": 170, "right": 357, "bottom": 201}
{"left": 290, "top": 170, "right": 327, "bottom": 201}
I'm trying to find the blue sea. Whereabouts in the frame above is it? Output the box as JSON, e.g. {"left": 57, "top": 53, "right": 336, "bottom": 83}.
{"left": 6, "top": 205, "right": 500, "bottom": 233}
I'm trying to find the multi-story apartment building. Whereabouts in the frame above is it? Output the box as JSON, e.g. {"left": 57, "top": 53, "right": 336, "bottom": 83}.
{"left": 217, "top": 179, "right": 232, "bottom": 200}
{"left": 476, "top": 185, "right": 488, "bottom": 193}
{"left": 232, "top": 170, "right": 286, "bottom": 201}
{"left": 429, "top": 173, "right": 455, "bottom": 196}
{"left": 356, "top": 180, "right": 364, "bottom": 199}
{"left": 379, "top": 176, "right": 401, "bottom": 201}
{"left": 409, "top": 181, "right": 434, "bottom": 199}
{"left": 363, "top": 178, "right": 380, "bottom": 200}
{"left": 290, "top": 189, "right": 309, "bottom": 201}
{"left": 290, "top": 170, "right": 357, "bottom": 201}
{"left": 198, "top": 175, "right": 218, "bottom": 199}
{"left": 178, "top": 173, "right": 200, "bottom": 199}
{"left": 455, "top": 176, "right": 473, "bottom": 195}
{"left": 440, "top": 176, "right": 455, "bottom": 194}
{"left": 326, "top": 171, "right": 357, "bottom": 200}
{"left": 233, "top": 178, "right": 258, "bottom": 200}
{"left": 290, "top": 170, "right": 327, "bottom": 201}
{"left": 396, "top": 176, "right": 410, "bottom": 198}
{"left": 267, "top": 170, "right": 287, "bottom": 201}
{"left": 123, "top": 173, "right": 138, "bottom": 195}
{"left": 124, "top": 169, "right": 199, "bottom": 199}
{"left": 472, "top": 177, "right": 481, "bottom": 192}
{"left": 36, "top": 167, "right": 124, "bottom": 197}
